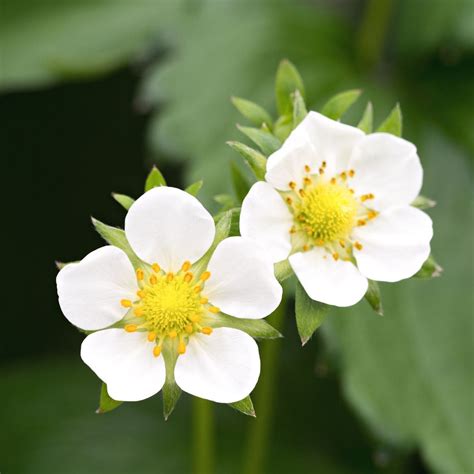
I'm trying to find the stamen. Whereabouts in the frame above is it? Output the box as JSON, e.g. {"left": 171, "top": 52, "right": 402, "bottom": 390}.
{"left": 354, "top": 241, "right": 363, "bottom": 251}
{"left": 184, "top": 272, "right": 193, "bottom": 283}
{"left": 168, "top": 330, "right": 178, "bottom": 339}
{"left": 178, "top": 340, "right": 186, "bottom": 355}
{"left": 340, "top": 171, "right": 347, "bottom": 180}
{"left": 332, "top": 252, "right": 339, "bottom": 261}
{"left": 201, "top": 327, "right": 213, "bottom": 335}
{"left": 124, "top": 324, "right": 137, "bottom": 333}
{"left": 299, "top": 189, "right": 306, "bottom": 198}
{"left": 181, "top": 261, "right": 191, "bottom": 272}
{"left": 134, "top": 307, "right": 144, "bottom": 317}
{"left": 147, "top": 331, "right": 157, "bottom": 342}
{"left": 153, "top": 345, "right": 162, "bottom": 357}
{"left": 330, "top": 177, "right": 336, "bottom": 185}
{"left": 194, "top": 285, "right": 202, "bottom": 293}
{"left": 137, "top": 290, "right": 146, "bottom": 299}
{"left": 367, "top": 210, "right": 378, "bottom": 220}
{"left": 303, "top": 176, "right": 312, "bottom": 186}
{"left": 120, "top": 299, "right": 132, "bottom": 308}
{"left": 289, "top": 181, "right": 296, "bottom": 189}
{"left": 152, "top": 263, "right": 161, "bottom": 273}
{"left": 315, "top": 239, "right": 324, "bottom": 246}
{"left": 290, "top": 226, "right": 296, "bottom": 234}
{"left": 136, "top": 269, "right": 144, "bottom": 281}
{"left": 166, "top": 272, "right": 174, "bottom": 282}
{"left": 304, "top": 164, "right": 311, "bottom": 173}
{"left": 361, "top": 193, "right": 375, "bottom": 202}
{"left": 357, "top": 219, "right": 367, "bottom": 226}
{"left": 200, "top": 271, "right": 211, "bottom": 281}
{"left": 322, "top": 161, "right": 327, "bottom": 168}
{"left": 348, "top": 169, "right": 355, "bottom": 177}
{"left": 286, "top": 197, "right": 293, "bottom": 205}
{"left": 185, "top": 324, "right": 194, "bottom": 334}
{"left": 200, "top": 297, "right": 208, "bottom": 305}
{"left": 149, "top": 274, "right": 157, "bottom": 285}
{"left": 190, "top": 314, "right": 201, "bottom": 323}
{"left": 339, "top": 240, "right": 346, "bottom": 248}
{"left": 318, "top": 167, "right": 324, "bottom": 175}
{"left": 208, "top": 306, "right": 220, "bottom": 314}
{"left": 303, "top": 244, "right": 310, "bottom": 252}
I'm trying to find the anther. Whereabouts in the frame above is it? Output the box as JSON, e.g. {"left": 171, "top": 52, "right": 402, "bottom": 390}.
{"left": 340, "top": 171, "right": 347, "bottom": 180}
{"left": 316, "top": 239, "right": 324, "bottom": 246}
{"left": 167, "top": 272, "right": 174, "bottom": 282}
{"left": 125, "top": 324, "right": 137, "bottom": 333}
{"left": 304, "top": 164, "right": 311, "bottom": 173}
{"left": 147, "top": 331, "right": 157, "bottom": 342}
{"left": 286, "top": 197, "right": 293, "bottom": 205}
{"left": 134, "top": 307, "right": 144, "bottom": 317}
{"left": 153, "top": 345, "right": 162, "bottom": 357}
{"left": 367, "top": 210, "right": 378, "bottom": 220}
{"left": 190, "top": 314, "right": 201, "bottom": 323}
{"left": 208, "top": 306, "right": 220, "bottom": 314}
{"left": 184, "top": 272, "right": 193, "bottom": 283}
{"left": 201, "top": 327, "right": 213, "bottom": 335}
{"left": 149, "top": 274, "right": 157, "bottom": 285}
{"left": 298, "top": 189, "right": 306, "bottom": 198}
{"left": 200, "top": 271, "right": 211, "bottom": 281}
{"left": 330, "top": 177, "right": 336, "bottom": 185}
{"left": 318, "top": 167, "right": 324, "bottom": 175}
{"left": 303, "top": 244, "right": 310, "bottom": 252}
{"left": 137, "top": 290, "right": 146, "bottom": 299}
{"left": 168, "top": 330, "right": 178, "bottom": 339}
{"left": 120, "top": 299, "right": 132, "bottom": 308}
{"left": 322, "top": 161, "right": 327, "bottom": 168}
{"left": 152, "top": 263, "right": 161, "bottom": 273}
{"left": 354, "top": 242, "right": 363, "bottom": 251}
{"left": 289, "top": 181, "right": 296, "bottom": 189}
{"left": 339, "top": 240, "right": 346, "bottom": 248}
{"left": 178, "top": 341, "right": 186, "bottom": 355}
{"left": 333, "top": 252, "right": 340, "bottom": 261}
{"left": 303, "top": 177, "right": 312, "bottom": 186}
{"left": 200, "top": 297, "right": 208, "bottom": 305}
{"left": 185, "top": 324, "right": 194, "bottom": 334}
{"left": 194, "top": 285, "right": 202, "bottom": 293}
{"left": 290, "top": 226, "right": 296, "bottom": 234}
{"left": 348, "top": 169, "right": 355, "bottom": 177}
{"left": 136, "top": 269, "right": 144, "bottom": 281}
{"left": 357, "top": 219, "right": 367, "bottom": 226}
{"left": 181, "top": 261, "right": 191, "bottom": 272}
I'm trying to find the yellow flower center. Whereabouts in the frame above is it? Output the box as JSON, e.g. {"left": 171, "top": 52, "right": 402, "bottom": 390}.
{"left": 296, "top": 182, "right": 358, "bottom": 244}
{"left": 120, "top": 262, "right": 218, "bottom": 357}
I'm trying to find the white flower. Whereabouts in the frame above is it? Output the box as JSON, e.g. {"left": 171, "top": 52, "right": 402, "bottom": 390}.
{"left": 240, "top": 111, "right": 433, "bottom": 307}
{"left": 57, "top": 187, "right": 282, "bottom": 403}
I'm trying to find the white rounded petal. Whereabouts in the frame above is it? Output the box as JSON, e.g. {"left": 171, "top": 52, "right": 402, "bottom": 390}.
{"left": 266, "top": 111, "right": 364, "bottom": 190}
{"left": 56, "top": 246, "right": 138, "bottom": 331}
{"left": 174, "top": 328, "right": 260, "bottom": 403}
{"left": 125, "top": 186, "right": 215, "bottom": 272}
{"left": 352, "top": 206, "right": 433, "bottom": 282}
{"left": 240, "top": 181, "right": 293, "bottom": 263}
{"left": 81, "top": 329, "right": 166, "bottom": 402}
{"left": 348, "top": 133, "right": 423, "bottom": 211}
{"left": 289, "top": 247, "right": 368, "bottom": 307}
{"left": 204, "top": 237, "right": 282, "bottom": 319}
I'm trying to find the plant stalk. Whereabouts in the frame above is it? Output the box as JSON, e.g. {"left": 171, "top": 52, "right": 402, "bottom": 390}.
{"left": 193, "top": 397, "right": 214, "bottom": 474}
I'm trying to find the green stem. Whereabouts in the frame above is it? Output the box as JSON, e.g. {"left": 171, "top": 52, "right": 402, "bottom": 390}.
{"left": 242, "top": 299, "right": 287, "bottom": 474}
{"left": 193, "top": 397, "right": 214, "bottom": 474}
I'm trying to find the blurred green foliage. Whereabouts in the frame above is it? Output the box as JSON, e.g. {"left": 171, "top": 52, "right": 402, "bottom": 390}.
{"left": 1, "top": 0, "right": 473, "bottom": 473}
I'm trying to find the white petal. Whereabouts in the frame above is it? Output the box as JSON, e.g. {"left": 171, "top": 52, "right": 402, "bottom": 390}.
{"left": 240, "top": 181, "right": 293, "bottom": 263}
{"left": 352, "top": 206, "right": 433, "bottom": 282}
{"left": 81, "top": 329, "right": 166, "bottom": 402}
{"left": 56, "top": 246, "right": 138, "bottom": 331}
{"left": 125, "top": 186, "right": 215, "bottom": 272}
{"left": 204, "top": 237, "right": 282, "bottom": 319}
{"left": 265, "top": 111, "right": 364, "bottom": 190}
{"left": 289, "top": 247, "right": 368, "bottom": 307}
{"left": 348, "top": 133, "right": 423, "bottom": 211}
{"left": 174, "top": 328, "right": 260, "bottom": 403}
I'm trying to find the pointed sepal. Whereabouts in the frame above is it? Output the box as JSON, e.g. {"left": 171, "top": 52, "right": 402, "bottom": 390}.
{"left": 229, "top": 395, "right": 256, "bottom": 417}
{"left": 377, "top": 103, "right": 402, "bottom": 137}
{"left": 227, "top": 141, "right": 267, "bottom": 181}
{"left": 321, "top": 89, "right": 362, "bottom": 120}
{"left": 275, "top": 59, "right": 305, "bottom": 115}
{"left": 231, "top": 96, "right": 273, "bottom": 129}
{"left": 144, "top": 165, "right": 166, "bottom": 192}
{"left": 96, "top": 383, "right": 123, "bottom": 414}
{"left": 365, "top": 280, "right": 384, "bottom": 316}
{"left": 112, "top": 193, "right": 135, "bottom": 211}
{"left": 185, "top": 180, "right": 203, "bottom": 196}
{"left": 414, "top": 255, "right": 443, "bottom": 279}
{"left": 357, "top": 101, "right": 373, "bottom": 133}
{"left": 237, "top": 124, "right": 281, "bottom": 156}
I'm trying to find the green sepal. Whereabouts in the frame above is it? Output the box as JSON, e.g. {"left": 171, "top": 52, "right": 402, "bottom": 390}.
{"left": 112, "top": 192, "right": 135, "bottom": 211}
{"left": 237, "top": 124, "right": 281, "bottom": 156}
{"left": 274, "top": 259, "right": 293, "bottom": 283}
{"left": 214, "top": 207, "right": 240, "bottom": 237}
{"left": 229, "top": 395, "right": 256, "bottom": 417}
{"left": 55, "top": 260, "right": 76, "bottom": 270}
{"left": 365, "top": 280, "right": 384, "bottom": 316}
{"left": 144, "top": 165, "right": 166, "bottom": 192}
{"left": 214, "top": 193, "right": 236, "bottom": 211}
{"left": 377, "top": 103, "right": 402, "bottom": 137}
{"left": 161, "top": 338, "right": 182, "bottom": 420}
{"left": 357, "top": 101, "right": 373, "bottom": 133}
{"left": 292, "top": 89, "right": 307, "bottom": 128}
{"left": 96, "top": 383, "right": 123, "bottom": 414}
{"left": 231, "top": 96, "right": 273, "bottom": 129}
{"left": 185, "top": 180, "right": 203, "bottom": 196}
{"left": 231, "top": 161, "right": 251, "bottom": 203}
{"left": 227, "top": 141, "right": 267, "bottom": 181}
{"left": 321, "top": 89, "right": 362, "bottom": 120}
{"left": 275, "top": 59, "right": 305, "bottom": 115}
{"left": 411, "top": 195, "right": 437, "bottom": 210}
{"left": 414, "top": 255, "right": 443, "bottom": 279}
{"left": 295, "top": 281, "right": 329, "bottom": 346}
{"left": 208, "top": 312, "right": 282, "bottom": 340}
{"left": 91, "top": 217, "right": 144, "bottom": 270}
{"left": 191, "top": 210, "right": 232, "bottom": 277}
{"left": 273, "top": 114, "right": 293, "bottom": 142}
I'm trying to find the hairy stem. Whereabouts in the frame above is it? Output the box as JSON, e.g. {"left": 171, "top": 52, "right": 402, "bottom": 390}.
{"left": 193, "top": 397, "right": 214, "bottom": 474}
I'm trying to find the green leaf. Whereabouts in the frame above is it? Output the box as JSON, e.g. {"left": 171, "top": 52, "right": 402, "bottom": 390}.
{"left": 213, "top": 193, "right": 236, "bottom": 211}
{"left": 295, "top": 281, "right": 329, "bottom": 345}
{"left": 111, "top": 193, "right": 135, "bottom": 211}
{"left": 231, "top": 97, "right": 273, "bottom": 128}
{"left": 364, "top": 280, "right": 383, "bottom": 316}
{"left": 357, "top": 101, "right": 373, "bottom": 133}
{"left": 91, "top": 217, "right": 144, "bottom": 270}
{"left": 229, "top": 396, "right": 256, "bottom": 417}
{"left": 321, "top": 89, "right": 362, "bottom": 120}
{"left": 414, "top": 255, "right": 443, "bottom": 279}
{"left": 377, "top": 103, "right": 402, "bottom": 137}
{"left": 185, "top": 180, "right": 203, "bottom": 196}
{"left": 96, "top": 383, "right": 123, "bottom": 414}
{"left": 227, "top": 141, "right": 267, "bottom": 181}
{"left": 411, "top": 195, "right": 437, "bottom": 210}
{"left": 144, "top": 165, "right": 166, "bottom": 192}
{"left": 209, "top": 312, "right": 282, "bottom": 340}
{"left": 274, "top": 259, "right": 293, "bottom": 283}
{"left": 161, "top": 339, "right": 181, "bottom": 420}
{"left": 275, "top": 59, "right": 305, "bottom": 115}
{"left": 231, "top": 161, "right": 251, "bottom": 203}
{"left": 237, "top": 125, "right": 281, "bottom": 156}
{"left": 292, "top": 89, "right": 307, "bottom": 128}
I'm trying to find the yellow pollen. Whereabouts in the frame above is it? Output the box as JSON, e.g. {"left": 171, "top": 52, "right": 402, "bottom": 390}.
{"left": 136, "top": 269, "right": 144, "bottom": 281}
{"left": 304, "top": 164, "right": 311, "bottom": 173}
{"left": 333, "top": 252, "right": 339, "bottom": 261}
{"left": 181, "top": 261, "right": 191, "bottom": 272}
{"left": 199, "top": 297, "right": 208, "bottom": 304}
{"left": 294, "top": 181, "right": 358, "bottom": 245}
{"left": 349, "top": 169, "right": 355, "bottom": 177}
{"left": 319, "top": 167, "right": 324, "bottom": 174}
{"left": 194, "top": 285, "right": 202, "bottom": 293}
{"left": 149, "top": 274, "right": 157, "bottom": 285}
{"left": 367, "top": 210, "right": 378, "bottom": 219}
{"left": 147, "top": 331, "right": 157, "bottom": 342}
{"left": 168, "top": 330, "right": 178, "bottom": 339}
{"left": 167, "top": 272, "right": 174, "bottom": 282}
{"left": 286, "top": 197, "right": 293, "bottom": 205}
{"left": 152, "top": 263, "right": 161, "bottom": 273}
{"left": 339, "top": 240, "right": 346, "bottom": 248}
{"left": 357, "top": 219, "right": 367, "bottom": 226}
{"left": 290, "top": 226, "right": 296, "bottom": 234}
{"left": 340, "top": 171, "right": 347, "bottom": 180}
{"left": 125, "top": 324, "right": 137, "bottom": 333}
{"left": 137, "top": 290, "right": 146, "bottom": 299}
{"left": 289, "top": 181, "right": 296, "bottom": 189}
{"left": 208, "top": 306, "right": 220, "bottom": 314}
{"left": 200, "top": 271, "right": 211, "bottom": 281}
{"left": 121, "top": 299, "right": 132, "bottom": 308}
{"left": 153, "top": 345, "right": 162, "bottom": 357}
{"left": 184, "top": 272, "right": 193, "bottom": 283}
{"left": 330, "top": 177, "right": 336, "bottom": 185}
{"left": 303, "top": 177, "right": 312, "bottom": 186}
{"left": 299, "top": 189, "right": 306, "bottom": 198}
{"left": 322, "top": 161, "right": 327, "bottom": 168}
{"left": 190, "top": 314, "right": 201, "bottom": 322}
{"left": 354, "top": 241, "right": 363, "bottom": 251}
{"left": 303, "top": 244, "right": 310, "bottom": 252}
{"left": 134, "top": 307, "right": 144, "bottom": 317}
{"left": 201, "top": 327, "right": 213, "bottom": 335}
{"left": 185, "top": 324, "right": 194, "bottom": 334}
{"left": 361, "top": 193, "right": 375, "bottom": 202}
{"left": 178, "top": 341, "right": 186, "bottom": 355}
